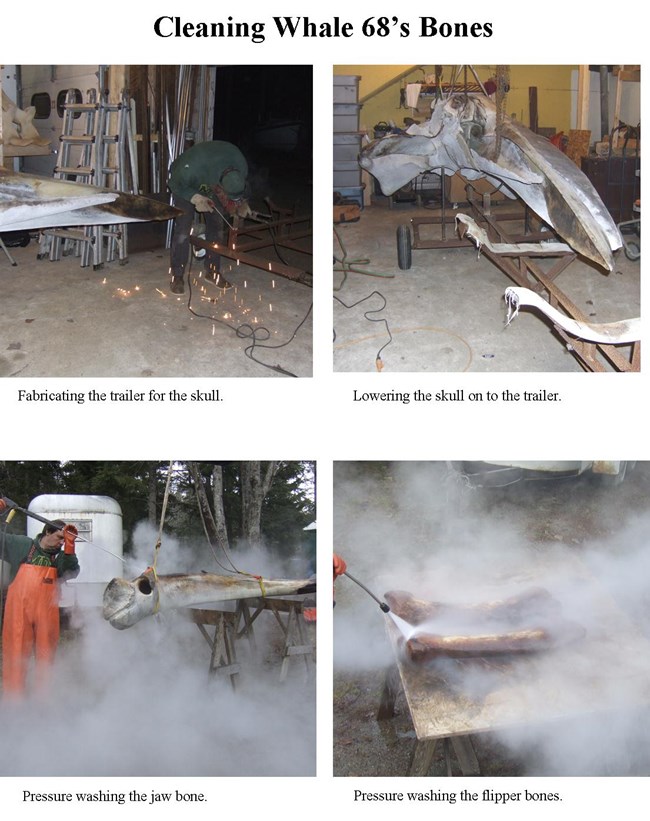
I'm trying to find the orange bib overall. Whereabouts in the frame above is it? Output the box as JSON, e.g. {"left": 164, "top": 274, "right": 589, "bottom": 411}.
{"left": 2, "top": 563, "right": 60, "bottom": 697}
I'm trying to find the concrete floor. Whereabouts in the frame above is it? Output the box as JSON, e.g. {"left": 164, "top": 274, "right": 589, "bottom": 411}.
{"left": 333, "top": 198, "right": 640, "bottom": 373}
{"left": 0, "top": 237, "right": 312, "bottom": 378}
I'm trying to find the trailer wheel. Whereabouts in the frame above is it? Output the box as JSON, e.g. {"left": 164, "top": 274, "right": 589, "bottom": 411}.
{"left": 397, "top": 224, "right": 412, "bottom": 270}
{"left": 624, "top": 241, "right": 640, "bottom": 261}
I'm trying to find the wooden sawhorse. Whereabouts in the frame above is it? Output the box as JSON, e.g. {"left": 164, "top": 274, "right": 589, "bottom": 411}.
{"left": 378, "top": 663, "right": 479, "bottom": 776}
{"left": 238, "top": 596, "right": 315, "bottom": 681}
{"left": 189, "top": 605, "right": 247, "bottom": 690}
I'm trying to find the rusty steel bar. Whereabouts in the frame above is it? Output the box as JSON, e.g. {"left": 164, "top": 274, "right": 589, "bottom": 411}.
{"left": 410, "top": 193, "right": 639, "bottom": 371}
{"left": 190, "top": 235, "right": 310, "bottom": 282}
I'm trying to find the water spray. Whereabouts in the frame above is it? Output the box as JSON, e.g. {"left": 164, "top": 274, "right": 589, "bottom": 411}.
{"left": 343, "top": 570, "right": 390, "bottom": 613}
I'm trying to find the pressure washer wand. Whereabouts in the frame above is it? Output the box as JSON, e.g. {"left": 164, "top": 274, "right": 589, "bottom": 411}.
{"left": 0, "top": 496, "right": 126, "bottom": 564}
{"left": 343, "top": 570, "right": 390, "bottom": 613}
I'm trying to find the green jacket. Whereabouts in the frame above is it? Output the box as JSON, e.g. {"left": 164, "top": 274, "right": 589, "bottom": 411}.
{"left": 168, "top": 141, "right": 248, "bottom": 202}
{"left": 1, "top": 533, "right": 80, "bottom": 582}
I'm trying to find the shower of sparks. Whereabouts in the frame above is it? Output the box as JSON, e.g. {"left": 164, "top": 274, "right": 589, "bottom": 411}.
{"left": 102, "top": 277, "right": 107, "bottom": 284}
{"left": 156, "top": 288, "right": 167, "bottom": 298}
{"left": 272, "top": 280, "right": 276, "bottom": 288}
{"left": 268, "top": 263, "right": 272, "bottom": 271}
{"left": 269, "top": 303, "right": 272, "bottom": 312}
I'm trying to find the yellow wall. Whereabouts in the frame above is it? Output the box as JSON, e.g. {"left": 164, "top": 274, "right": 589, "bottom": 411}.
{"left": 334, "top": 65, "right": 577, "bottom": 134}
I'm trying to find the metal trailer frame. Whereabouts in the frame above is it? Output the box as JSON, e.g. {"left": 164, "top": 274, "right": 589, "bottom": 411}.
{"left": 396, "top": 178, "right": 640, "bottom": 373}
{"left": 191, "top": 204, "right": 312, "bottom": 284}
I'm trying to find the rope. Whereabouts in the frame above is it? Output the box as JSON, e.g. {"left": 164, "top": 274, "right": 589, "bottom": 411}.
{"left": 149, "top": 461, "right": 174, "bottom": 613}
{"left": 188, "top": 467, "right": 270, "bottom": 598}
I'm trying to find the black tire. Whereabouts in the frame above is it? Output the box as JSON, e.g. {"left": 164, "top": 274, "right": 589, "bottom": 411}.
{"left": 624, "top": 241, "right": 640, "bottom": 261}
{"left": 397, "top": 224, "right": 412, "bottom": 270}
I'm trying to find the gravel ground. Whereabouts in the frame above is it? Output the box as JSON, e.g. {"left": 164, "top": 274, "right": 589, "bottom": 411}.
{"left": 333, "top": 461, "right": 650, "bottom": 777}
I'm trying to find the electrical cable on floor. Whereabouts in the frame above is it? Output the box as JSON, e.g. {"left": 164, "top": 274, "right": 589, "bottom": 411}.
{"left": 334, "top": 325, "right": 474, "bottom": 372}
{"left": 333, "top": 221, "right": 477, "bottom": 371}
{"left": 333, "top": 290, "right": 393, "bottom": 371}
{"left": 333, "top": 224, "right": 395, "bottom": 283}
{"left": 333, "top": 223, "right": 393, "bottom": 370}
{"left": 185, "top": 272, "right": 312, "bottom": 378}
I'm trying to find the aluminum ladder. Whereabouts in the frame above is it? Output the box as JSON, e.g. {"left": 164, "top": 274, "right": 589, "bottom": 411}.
{"left": 38, "top": 88, "right": 100, "bottom": 265}
{"left": 38, "top": 88, "right": 138, "bottom": 268}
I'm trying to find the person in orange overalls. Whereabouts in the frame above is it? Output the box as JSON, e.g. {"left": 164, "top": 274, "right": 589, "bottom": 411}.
{"left": 1, "top": 518, "right": 79, "bottom": 698}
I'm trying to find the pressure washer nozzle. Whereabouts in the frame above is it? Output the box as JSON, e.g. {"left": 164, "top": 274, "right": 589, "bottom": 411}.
{"left": 379, "top": 602, "right": 391, "bottom": 613}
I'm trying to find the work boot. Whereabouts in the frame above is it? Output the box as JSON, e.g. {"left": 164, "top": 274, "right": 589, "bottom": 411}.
{"left": 206, "top": 269, "right": 233, "bottom": 290}
{"left": 170, "top": 276, "right": 185, "bottom": 294}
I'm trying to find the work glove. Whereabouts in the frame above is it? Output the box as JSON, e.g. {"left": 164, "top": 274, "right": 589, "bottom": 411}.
{"left": 63, "top": 524, "right": 78, "bottom": 555}
{"left": 333, "top": 553, "right": 347, "bottom": 579}
{"left": 190, "top": 193, "right": 216, "bottom": 213}
{"left": 236, "top": 200, "right": 252, "bottom": 219}
{"left": 333, "top": 553, "right": 347, "bottom": 608}
{"left": 303, "top": 597, "right": 317, "bottom": 623}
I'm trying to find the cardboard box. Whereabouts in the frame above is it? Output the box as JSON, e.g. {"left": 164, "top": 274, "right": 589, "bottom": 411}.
{"left": 446, "top": 172, "right": 506, "bottom": 203}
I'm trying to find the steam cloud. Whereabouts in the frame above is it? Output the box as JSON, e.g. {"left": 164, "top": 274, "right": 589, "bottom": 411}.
{"left": 334, "top": 462, "right": 650, "bottom": 776}
{"left": 0, "top": 524, "right": 315, "bottom": 776}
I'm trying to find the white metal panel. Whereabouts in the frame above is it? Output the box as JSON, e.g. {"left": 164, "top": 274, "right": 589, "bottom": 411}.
{"left": 27, "top": 494, "right": 123, "bottom": 606}
{"left": 18, "top": 65, "right": 100, "bottom": 175}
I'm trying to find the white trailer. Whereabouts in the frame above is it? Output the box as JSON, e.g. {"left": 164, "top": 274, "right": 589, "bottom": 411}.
{"left": 27, "top": 494, "right": 124, "bottom": 607}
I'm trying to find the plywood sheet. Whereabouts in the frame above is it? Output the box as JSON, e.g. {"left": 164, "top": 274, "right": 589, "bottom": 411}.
{"left": 386, "top": 555, "right": 650, "bottom": 740}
